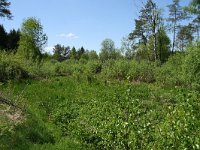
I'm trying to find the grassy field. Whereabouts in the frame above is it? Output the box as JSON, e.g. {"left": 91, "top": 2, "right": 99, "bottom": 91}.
{"left": 0, "top": 75, "right": 199, "bottom": 149}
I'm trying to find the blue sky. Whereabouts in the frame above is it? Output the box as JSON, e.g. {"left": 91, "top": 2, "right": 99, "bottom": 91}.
{"left": 1, "top": 0, "right": 190, "bottom": 53}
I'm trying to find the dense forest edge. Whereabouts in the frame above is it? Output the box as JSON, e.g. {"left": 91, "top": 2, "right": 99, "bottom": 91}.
{"left": 0, "top": 0, "right": 200, "bottom": 149}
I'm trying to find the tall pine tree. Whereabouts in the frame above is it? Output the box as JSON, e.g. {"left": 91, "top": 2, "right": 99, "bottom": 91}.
{"left": 184, "top": 0, "right": 200, "bottom": 40}
{"left": 167, "top": 0, "right": 185, "bottom": 53}
{"left": 129, "top": 0, "right": 161, "bottom": 61}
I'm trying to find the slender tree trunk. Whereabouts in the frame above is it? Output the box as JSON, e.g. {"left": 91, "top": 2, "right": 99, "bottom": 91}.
{"left": 152, "top": 8, "right": 158, "bottom": 61}
{"left": 197, "top": 22, "right": 199, "bottom": 40}
{"left": 172, "top": 22, "right": 176, "bottom": 54}
{"left": 158, "top": 29, "right": 162, "bottom": 62}
{"left": 152, "top": 15, "right": 156, "bottom": 60}
{"left": 172, "top": 10, "right": 177, "bottom": 54}
{"left": 153, "top": 32, "right": 157, "bottom": 61}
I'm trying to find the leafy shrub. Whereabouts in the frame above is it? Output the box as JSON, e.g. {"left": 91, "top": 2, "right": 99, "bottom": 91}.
{"left": 128, "top": 60, "right": 156, "bottom": 83}
{"left": 54, "top": 61, "right": 77, "bottom": 76}
{"left": 101, "top": 59, "right": 131, "bottom": 80}
{"left": 85, "top": 61, "right": 102, "bottom": 75}
{"left": 183, "top": 41, "right": 200, "bottom": 88}
{"left": 52, "top": 101, "right": 79, "bottom": 136}
{"left": 0, "top": 61, "right": 28, "bottom": 82}
{"left": 154, "top": 91, "right": 200, "bottom": 149}
{"left": 107, "top": 60, "right": 130, "bottom": 80}
{"left": 100, "top": 60, "right": 156, "bottom": 83}
{"left": 155, "top": 53, "right": 185, "bottom": 86}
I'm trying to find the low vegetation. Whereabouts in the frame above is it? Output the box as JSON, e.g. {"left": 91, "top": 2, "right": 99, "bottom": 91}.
{"left": 0, "top": 41, "right": 200, "bottom": 149}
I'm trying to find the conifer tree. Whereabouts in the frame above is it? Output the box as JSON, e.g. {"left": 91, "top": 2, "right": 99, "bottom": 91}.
{"left": 167, "top": 0, "right": 185, "bottom": 53}
{"left": 0, "top": 0, "right": 12, "bottom": 19}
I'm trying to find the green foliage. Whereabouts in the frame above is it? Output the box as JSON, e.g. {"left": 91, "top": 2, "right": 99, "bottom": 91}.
{"left": 31, "top": 138, "right": 90, "bottom": 150}
{"left": 17, "top": 17, "right": 47, "bottom": 62}
{"left": 0, "top": 52, "right": 28, "bottom": 82}
{"left": 70, "top": 47, "right": 77, "bottom": 60}
{"left": 184, "top": 0, "right": 200, "bottom": 40}
{"left": 184, "top": 0, "right": 200, "bottom": 15}
{"left": 131, "top": 26, "right": 171, "bottom": 63}
{"left": 184, "top": 41, "right": 200, "bottom": 87}
{"left": 0, "top": 61, "right": 28, "bottom": 82}
{"left": 135, "top": 43, "right": 150, "bottom": 61}
{"left": 129, "top": 18, "right": 147, "bottom": 46}
{"left": 0, "top": 111, "right": 55, "bottom": 150}
{"left": 156, "top": 27, "right": 171, "bottom": 63}
{"left": 77, "top": 46, "right": 85, "bottom": 60}
{"left": 155, "top": 41, "right": 200, "bottom": 87}
{"left": 1, "top": 73, "right": 200, "bottom": 149}
{"left": 101, "top": 59, "right": 130, "bottom": 80}
{"left": 85, "top": 61, "right": 102, "bottom": 75}
{"left": 177, "top": 24, "right": 194, "bottom": 51}
{"left": 156, "top": 52, "right": 185, "bottom": 86}
{"left": 154, "top": 91, "right": 200, "bottom": 149}
{"left": 99, "top": 38, "right": 120, "bottom": 61}
{"left": 1, "top": 39, "right": 200, "bottom": 149}
{"left": 54, "top": 61, "right": 74, "bottom": 76}
{"left": 88, "top": 50, "right": 98, "bottom": 60}
{"left": 1, "top": 2, "right": 199, "bottom": 149}
{"left": 128, "top": 60, "right": 156, "bottom": 83}
{"left": 101, "top": 60, "right": 156, "bottom": 83}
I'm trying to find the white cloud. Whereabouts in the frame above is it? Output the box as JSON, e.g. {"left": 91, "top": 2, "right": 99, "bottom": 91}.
{"left": 57, "top": 33, "right": 79, "bottom": 39}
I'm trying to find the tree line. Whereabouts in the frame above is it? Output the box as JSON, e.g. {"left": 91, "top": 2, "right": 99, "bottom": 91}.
{"left": 0, "top": 0, "right": 199, "bottom": 63}
{"left": 0, "top": 25, "right": 20, "bottom": 52}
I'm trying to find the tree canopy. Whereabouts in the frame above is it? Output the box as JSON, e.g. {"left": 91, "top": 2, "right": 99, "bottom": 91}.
{"left": 17, "top": 17, "right": 47, "bottom": 62}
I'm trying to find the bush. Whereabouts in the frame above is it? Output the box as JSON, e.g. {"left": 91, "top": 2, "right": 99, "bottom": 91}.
{"left": 0, "top": 61, "right": 29, "bottom": 82}
{"left": 101, "top": 60, "right": 130, "bottom": 80}
{"left": 85, "top": 61, "right": 102, "bottom": 75}
{"left": 128, "top": 60, "right": 156, "bottom": 83}
{"left": 155, "top": 53, "right": 185, "bottom": 86}
{"left": 183, "top": 41, "right": 200, "bottom": 88}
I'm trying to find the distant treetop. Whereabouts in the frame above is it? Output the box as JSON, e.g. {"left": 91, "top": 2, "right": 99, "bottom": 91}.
{"left": 0, "top": 0, "right": 12, "bottom": 19}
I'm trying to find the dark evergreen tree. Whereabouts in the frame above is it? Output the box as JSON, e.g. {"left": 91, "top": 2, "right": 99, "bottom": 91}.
{"left": 0, "top": 0, "right": 12, "bottom": 19}
{"left": 129, "top": 19, "right": 147, "bottom": 46}
{"left": 7, "top": 29, "right": 20, "bottom": 52}
{"left": 157, "top": 27, "right": 171, "bottom": 63}
{"left": 70, "top": 46, "right": 77, "bottom": 60}
{"left": 77, "top": 46, "right": 85, "bottom": 60}
{"left": 0, "top": 24, "right": 7, "bottom": 50}
{"left": 53, "top": 44, "right": 70, "bottom": 61}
